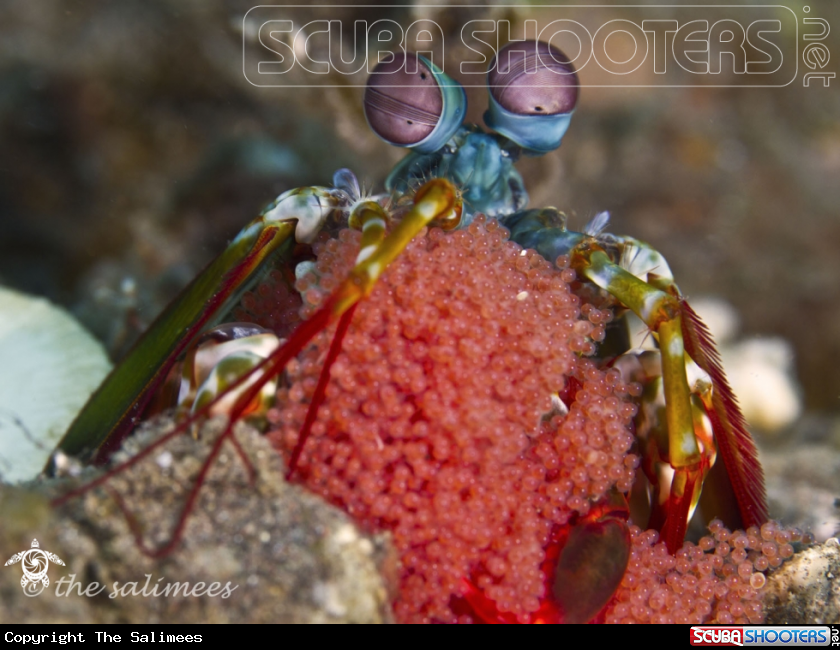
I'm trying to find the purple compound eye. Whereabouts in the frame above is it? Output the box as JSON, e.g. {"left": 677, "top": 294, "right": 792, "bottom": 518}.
{"left": 365, "top": 52, "right": 465, "bottom": 154}
{"left": 485, "top": 40, "right": 579, "bottom": 153}
{"left": 489, "top": 40, "right": 578, "bottom": 115}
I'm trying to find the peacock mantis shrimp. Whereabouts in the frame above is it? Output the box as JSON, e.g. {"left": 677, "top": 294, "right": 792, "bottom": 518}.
{"left": 49, "top": 40, "right": 783, "bottom": 624}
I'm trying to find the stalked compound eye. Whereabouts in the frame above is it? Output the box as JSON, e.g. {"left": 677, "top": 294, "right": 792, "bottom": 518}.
{"left": 485, "top": 40, "right": 579, "bottom": 154}
{"left": 364, "top": 52, "right": 466, "bottom": 155}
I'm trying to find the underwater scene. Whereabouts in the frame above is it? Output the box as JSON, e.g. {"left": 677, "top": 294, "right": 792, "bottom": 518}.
{"left": 0, "top": 1, "right": 838, "bottom": 624}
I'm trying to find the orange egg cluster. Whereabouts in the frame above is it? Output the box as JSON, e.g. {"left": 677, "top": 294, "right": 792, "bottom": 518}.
{"left": 606, "top": 520, "right": 805, "bottom": 624}
{"left": 263, "top": 218, "right": 641, "bottom": 623}
{"left": 241, "top": 216, "right": 800, "bottom": 624}
{"left": 234, "top": 268, "right": 302, "bottom": 338}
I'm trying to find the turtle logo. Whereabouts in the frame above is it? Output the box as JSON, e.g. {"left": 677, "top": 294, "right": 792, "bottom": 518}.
{"left": 4, "top": 539, "right": 65, "bottom": 597}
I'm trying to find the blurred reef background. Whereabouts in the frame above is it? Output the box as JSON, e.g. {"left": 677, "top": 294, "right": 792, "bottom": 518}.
{"left": 0, "top": 1, "right": 838, "bottom": 539}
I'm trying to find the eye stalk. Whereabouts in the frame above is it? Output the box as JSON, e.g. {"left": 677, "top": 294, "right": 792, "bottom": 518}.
{"left": 364, "top": 52, "right": 466, "bottom": 155}
{"left": 484, "top": 40, "right": 579, "bottom": 154}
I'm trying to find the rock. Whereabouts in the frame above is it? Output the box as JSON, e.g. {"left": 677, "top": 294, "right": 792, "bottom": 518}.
{"left": 761, "top": 436, "right": 840, "bottom": 543}
{"left": 0, "top": 418, "right": 394, "bottom": 623}
{"left": 764, "top": 538, "right": 840, "bottom": 624}
{"left": 721, "top": 338, "right": 802, "bottom": 434}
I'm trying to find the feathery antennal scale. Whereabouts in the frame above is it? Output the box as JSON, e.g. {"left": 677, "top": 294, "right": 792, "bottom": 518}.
{"left": 680, "top": 301, "right": 768, "bottom": 528}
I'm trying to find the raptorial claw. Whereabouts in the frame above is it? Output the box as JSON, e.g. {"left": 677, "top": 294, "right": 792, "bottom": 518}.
{"left": 679, "top": 301, "right": 767, "bottom": 530}
{"left": 49, "top": 183, "right": 346, "bottom": 469}
{"left": 564, "top": 238, "right": 764, "bottom": 553}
